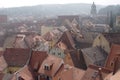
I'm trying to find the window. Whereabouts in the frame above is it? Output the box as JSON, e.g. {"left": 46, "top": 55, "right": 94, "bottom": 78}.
{"left": 58, "top": 53, "right": 61, "bottom": 56}
{"left": 44, "top": 64, "right": 51, "bottom": 71}
{"left": 110, "top": 61, "right": 114, "bottom": 67}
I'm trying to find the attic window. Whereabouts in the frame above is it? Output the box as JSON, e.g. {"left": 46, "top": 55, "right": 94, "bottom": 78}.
{"left": 110, "top": 61, "right": 114, "bottom": 67}
{"left": 44, "top": 64, "right": 52, "bottom": 71}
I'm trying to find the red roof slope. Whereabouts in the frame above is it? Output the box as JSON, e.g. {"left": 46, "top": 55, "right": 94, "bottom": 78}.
{"left": 4, "top": 48, "right": 31, "bottom": 67}
{"left": 38, "top": 55, "right": 64, "bottom": 77}
{"left": 29, "top": 51, "right": 48, "bottom": 71}
{"left": 105, "top": 44, "right": 120, "bottom": 70}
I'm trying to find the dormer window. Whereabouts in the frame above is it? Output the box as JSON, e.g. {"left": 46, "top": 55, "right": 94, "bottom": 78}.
{"left": 44, "top": 64, "right": 52, "bottom": 71}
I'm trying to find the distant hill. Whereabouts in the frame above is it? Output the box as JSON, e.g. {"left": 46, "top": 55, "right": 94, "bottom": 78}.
{"left": 99, "top": 5, "right": 120, "bottom": 15}
{"left": 0, "top": 3, "right": 103, "bottom": 17}
{"left": 98, "top": 5, "right": 120, "bottom": 25}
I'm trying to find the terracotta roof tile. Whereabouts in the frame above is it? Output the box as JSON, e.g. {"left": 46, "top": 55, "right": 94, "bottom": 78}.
{"left": 4, "top": 48, "right": 31, "bottom": 67}
{"left": 56, "top": 31, "right": 75, "bottom": 50}
{"left": 58, "top": 65, "right": 85, "bottom": 80}
{"left": 12, "top": 65, "right": 35, "bottom": 80}
{"left": 29, "top": 51, "right": 48, "bottom": 72}
{"left": 105, "top": 44, "right": 120, "bottom": 70}
{"left": 13, "top": 35, "right": 28, "bottom": 48}
{"left": 81, "top": 65, "right": 112, "bottom": 80}
{"left": 38, "top": 55, "right": 64, "bottom": 77}
{"left": 103, "top": 33, "right": 120, "bottom": 44}
{"left": 42, "top": 32, "right": 55, "bottom": 41}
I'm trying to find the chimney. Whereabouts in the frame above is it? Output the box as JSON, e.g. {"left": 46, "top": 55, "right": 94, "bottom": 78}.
{"left": 98, "top": 68, "right": 103, "bottom": 80}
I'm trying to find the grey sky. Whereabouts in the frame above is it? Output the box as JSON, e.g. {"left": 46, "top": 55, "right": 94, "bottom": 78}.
{"left": 0, "top": 0, "right": 120, "bottom": 8}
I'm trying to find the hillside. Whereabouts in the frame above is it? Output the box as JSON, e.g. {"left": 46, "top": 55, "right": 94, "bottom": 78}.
{"left": 99, "top": 5, "right": 120, "bottom": 15}
{"left": 0, "top": 3, "right": 103, "bottom": 17}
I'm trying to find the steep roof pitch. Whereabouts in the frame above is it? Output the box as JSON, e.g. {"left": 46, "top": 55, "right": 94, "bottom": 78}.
{"left": 81, "top": 65, "right": 112, "bottom": 80}
{"left": 105, "top": 44, "right": 120, "bottom": 70}
{"left": 102, "top": 33, "right": 120, "bottom": 45}
{"left": 0, "top": 55, "right": 8, "bottom": 71}
{"left": 13, "top": 35, "right": 28, "bottom": 48}
{"left": 12, "top": 65, "right": 35, "bottom": 80}
{"left": 58, "top": 65, "right": 85, "bottom": 80}
{"left": 24, "top": 35, "right": 34, "bottom": 48}
{"left": 38, "top": 55, "right": 64, "bottom": 77}
{"left": 81, "top": 47, "right": 107, "bottom": 67}
{"left": 42, "top": 31, "right": 55, "bottom": 41}
{"left": 56, "top": 31, "right": 75, "bottom": 50}
{"left": 29, "top": 51, "right": 48, "bottom": 72}
{"left": 69, "top": 50, "right": 83, "bottom": 68}
{"left": 104, "top": 56, "right": 120, "bottom": 80}
{"left": 3, "top": 48, "right": 31, "bottom": 67}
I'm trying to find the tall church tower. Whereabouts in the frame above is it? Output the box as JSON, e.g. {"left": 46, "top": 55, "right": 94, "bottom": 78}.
{"left": 90, "top": 2, "right": 97, "bottom": 17}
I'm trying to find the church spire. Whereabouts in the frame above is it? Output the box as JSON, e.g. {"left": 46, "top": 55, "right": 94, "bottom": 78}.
{"left": 90, "top": 2, "right": 97, "bottom": 17}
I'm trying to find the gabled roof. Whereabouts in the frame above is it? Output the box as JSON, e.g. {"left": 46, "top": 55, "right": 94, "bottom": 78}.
{"left": 56, "top": 31, "right": 75, "bottom": 50}
{"left": 3, "top": 48, "right": 31, "bottom": 67}
{"left": 68, "top": 50, "right": 83, "bottom": 68}
{"left": 81, "top": 47, "right": 107, "bottom": 67}
{"left": 104, "top": 56, "right": 120, "bottom": 80}
{"left": 12, "top": 65, "right": 35, "bottom": 80}
{"left": 42, "top": 31, "right": 55, "bottom": 41}
{"left": 105, "top": 44, "right": 120, "bottom": 70}
{"left": 13, "top": 35, "right": 28, "bottom": 48}
{"left": 81, "top": 65, "right": 112, "bottom": 80}
{"left": 24, "top": 34, "right": 34, "bottom": 48}
{"left": 102, "top": 33, "right": 120, "bottom": 45}
{"left": 38, "top": 55, "right": 64, "bottom": 77}
{"left": 29, "top": 51, "right": 48, "bottom": 71}
{"left": 0, "top": 55, "right": 7, "bottom": 71}
{"left": 58, "top": 65, "right": 85, "bottom": 80}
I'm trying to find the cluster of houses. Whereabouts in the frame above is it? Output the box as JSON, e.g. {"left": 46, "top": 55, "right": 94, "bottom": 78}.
{"left": 0, "top": 33, "right": 120, "bottom": 80}
{"left": 0, "top": 13, "right": 120, "bottom": 80}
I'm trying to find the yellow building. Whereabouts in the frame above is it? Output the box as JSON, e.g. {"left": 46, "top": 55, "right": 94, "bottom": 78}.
{"left": 93, "top": 33, "right": 120, "bottom": 54}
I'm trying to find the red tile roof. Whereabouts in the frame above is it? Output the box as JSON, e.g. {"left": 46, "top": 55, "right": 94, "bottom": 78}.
{"left": 103, "top": 33, "right": 120, "bottom": 45}
{"left": 81, "top": 65, "right": 112, "bottom": 80}
{"left": 105, "top": 44, "right": 120, "bottom": 70}
{"left": 56, "top": 31, "right": 75, "bottom": 50}
{"left": 38, "top": 55, "right": 64, "bottom": 77}
{"left": 13, "top": 35, "right": 28, "bottom": 48}
{"left": 12, "top": 65, "right": 35, "bottom": 80}
{"left": 29, "top": 51, "right": 48, "bottom": 72}
{"left": 42, "top": 32, "right": 55, "bottom": 41}
{"left": 4, "top": 48, "right": 31, "bottom": 67}
{"left": 58, "top": 64, "right": 85, "bottom": 80}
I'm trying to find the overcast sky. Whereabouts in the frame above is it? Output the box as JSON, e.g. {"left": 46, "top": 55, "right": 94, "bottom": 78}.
{"left": 0, "top": 0, "right": 120, "bottom": 8}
